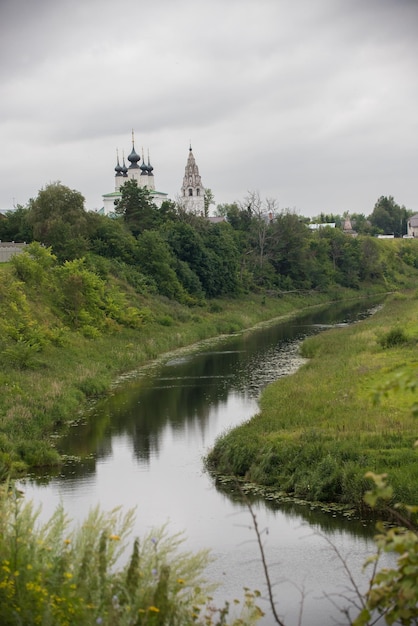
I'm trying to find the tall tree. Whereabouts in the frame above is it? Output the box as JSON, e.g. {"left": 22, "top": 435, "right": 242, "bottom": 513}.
{"left": 0, "top": 206, "right": 33, "bottom": 243}
{"left": 368, "top": 196, "right": 410, "bottom": 237}
{"left": 114, "top": 179, "right": 158, "bottom": 236}
{"left": 135, "top": 230, "right": 187, "bottom": 301}
{"left": 28, "top": 182, "right": 89, "bottom": 260}
{"left": 203, "top": 188, "right": 215, "bottom": 217}
{"left": 269, "top": 211, "right": 310, "bottom": 289}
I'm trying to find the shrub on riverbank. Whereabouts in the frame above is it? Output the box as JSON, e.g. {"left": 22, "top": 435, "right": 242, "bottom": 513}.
{"left": 0, "top": 484, "right": 262, "bottom": 625}
{"left": 206, "top": 291, "right": 418, "bottom": 510}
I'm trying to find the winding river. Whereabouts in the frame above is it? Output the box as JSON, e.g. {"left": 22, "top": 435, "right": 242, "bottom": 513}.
{"left": 21, "top": 299, "right": 390, "bottom": 625}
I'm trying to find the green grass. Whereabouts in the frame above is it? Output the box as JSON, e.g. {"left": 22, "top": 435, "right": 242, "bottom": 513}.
{"left": 206, "top": 291, "right": 418, "bottom": 511}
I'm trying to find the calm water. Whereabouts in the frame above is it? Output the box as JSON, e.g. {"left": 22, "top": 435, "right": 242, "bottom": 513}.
{"left": 21, "top": 299, "right": 390, "bottom": 625}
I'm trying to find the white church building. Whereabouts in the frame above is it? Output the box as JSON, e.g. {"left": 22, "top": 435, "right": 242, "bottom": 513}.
{"left": 101, "top": 133, "right": 205, "bottom": 216}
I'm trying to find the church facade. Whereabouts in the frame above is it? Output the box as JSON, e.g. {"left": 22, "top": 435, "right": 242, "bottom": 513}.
{"left": 101, "top": 134, "right": 205, "bottom": 216}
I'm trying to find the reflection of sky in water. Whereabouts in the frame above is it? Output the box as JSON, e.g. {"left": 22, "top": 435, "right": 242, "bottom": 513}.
{"left": 20, "top": 298, "right": 391, "bottom": 626}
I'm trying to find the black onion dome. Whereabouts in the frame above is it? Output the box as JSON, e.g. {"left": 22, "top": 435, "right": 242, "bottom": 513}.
{"left": 128, "top": 144, "right": 140, "bottom": 168}
{"left": 147, "top": 153, "right": 154, "bottom": 174}
{"left": 140, "top": 149, "right": 148, "bottom": 174}
{"left": 115, "top": 154, "right": 123, "bottom": 176}
{"left": 121, "top": 156, "right": 128, "bottom": 176}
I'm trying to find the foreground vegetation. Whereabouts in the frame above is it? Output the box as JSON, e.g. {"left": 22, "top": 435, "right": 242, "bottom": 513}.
{"left": 206, "top": 291, "right": 418, "bottom": 511}
{"left": 0, "top": 483, "right": 262, "bottom": 626}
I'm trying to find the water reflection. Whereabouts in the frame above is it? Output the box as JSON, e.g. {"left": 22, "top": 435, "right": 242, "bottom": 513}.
{"left": 54, "top": 298, "right": 381, "bottom": 468}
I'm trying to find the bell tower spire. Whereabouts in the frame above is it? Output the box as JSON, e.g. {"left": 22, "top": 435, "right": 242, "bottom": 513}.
{"left": 181, "top": 145, "right": 205, "bottom": 214}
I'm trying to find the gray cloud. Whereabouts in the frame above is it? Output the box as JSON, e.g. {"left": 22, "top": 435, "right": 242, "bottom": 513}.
{"left": 1, "top": 0, "right": 417, "bottom": 216}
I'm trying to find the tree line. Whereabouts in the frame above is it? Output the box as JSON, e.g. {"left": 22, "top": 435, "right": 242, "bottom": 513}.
{"left": 1, "top": 181, "right": 417, "bottom": 303}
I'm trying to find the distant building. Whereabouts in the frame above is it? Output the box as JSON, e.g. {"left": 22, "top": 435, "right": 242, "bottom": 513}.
{"left": 407, "top": 214, "right": 418, "bottom": 237}
{"left": 179, "top": 145, "right": 205, "bottom": 214}
{"left": 101, "top": 131, "right": 168, "bottom": 216}
{"left": 342, "top": 215, "right": 357, "bottom": 237}
{"left": 308, "top": 222, "right": 336, "bottom": 230}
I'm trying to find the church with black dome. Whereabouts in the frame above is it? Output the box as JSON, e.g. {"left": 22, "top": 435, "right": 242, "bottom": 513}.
{"left": 102, "top": 132, "right": 205, "bottom": 216}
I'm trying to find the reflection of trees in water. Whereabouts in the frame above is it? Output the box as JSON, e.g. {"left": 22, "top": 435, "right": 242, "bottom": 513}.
{"left": 212, "top": 478, "right": 376, "bottom": 541}
{"left": 57, "top": 297, "right": 385, "bottom": 468}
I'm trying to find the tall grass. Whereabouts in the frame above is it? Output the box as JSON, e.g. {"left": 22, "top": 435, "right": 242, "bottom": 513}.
{"left": 0, "top": 483, "right": 262, "bottom": 625}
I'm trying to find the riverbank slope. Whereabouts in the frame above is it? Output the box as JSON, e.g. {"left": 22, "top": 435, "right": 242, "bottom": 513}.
{"left": 1, "top": 271, "right": 363, "bottom": 475}
{"left": 206, "top": 291, "right": 418, "bottom": 510}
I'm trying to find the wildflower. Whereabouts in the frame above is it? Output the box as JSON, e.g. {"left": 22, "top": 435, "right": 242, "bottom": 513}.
{"left": 148, "top": 606, "right": 160, "bottom": 613}
{"left": 151, "top": 537, "right": 157, "bottom": 544}
{"left": 109, "top": 534, "right": 120, "bottom": 541}
{"left": 64, "top": 539, "right": 71, "bottom": 545}
{"left": 177, "top": 578, "right": 185, "bottom": 585}
{"left": 152, "top": 568, "right": 158, "bottom": 576}
{"left": 96, "top": 618, "right": 103, "bottom": 625}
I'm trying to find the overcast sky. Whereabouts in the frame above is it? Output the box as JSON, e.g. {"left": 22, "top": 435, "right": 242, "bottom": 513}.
{"left": 1, "top": 0, "right": 417, "bottom": 217}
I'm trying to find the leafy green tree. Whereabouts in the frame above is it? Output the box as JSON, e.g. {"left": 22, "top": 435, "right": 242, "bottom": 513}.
{"left": 204, "top": 188, "right": 215, "bottom": 217}
{"left": 0, "top": 206, "right": 33, "bottom": 243}
{"left": 28, "top": 182, "right": 89, "bottom": 260}
{"left": 86, "top": 212, "right": 137, "bottom": 263}
{"left": 368, "top": 196, "right": 410, "bottom": 237}
{"left": 216, "top": 202, "right": 252, "bottom": 232}
{"left": 54, "top": 258, "right": 108, "bottom": 331}
{"left": 201, "top": 222, "right": 241, "bottom": 296}
{"left": 349, "top": 213, "right": 373, "bottom": 236}
{"left": 135, "top": 230, "right": 188, "bottom": 301}
{"left": 269, "top": 211, "right": 311, "bottom": 289}
{"left": 339, "top": 237, "right": 361, "bottom": 288}
{"left": 163, "top": 221, "right": 207, "bottom": 293}
{"left": 306, "top": 234, "right": 335, "bottom": 290}
{"left": 157, "top": 199, "right": 179, "bottom": 225}
{"left": 114, "top": 179, "right": 158, "bottom": 236}
{"left": 359, "top": 237, "right": 384, "bottom": 281}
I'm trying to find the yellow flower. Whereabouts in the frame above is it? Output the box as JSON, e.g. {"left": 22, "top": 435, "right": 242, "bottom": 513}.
{"left": 64, "top": 572, "right": 73, "bottom": 579}
{"left": 64, "top": 539, "right": 71, "bottom": 545}
{"left": 177, "top": 578, "right": 185, "bottom": 585}
{"left": 148, "top": 606, "right": 160, "bottom": 613}
{"left": 109, "top": 534, "right": 120, "bottom": 541}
